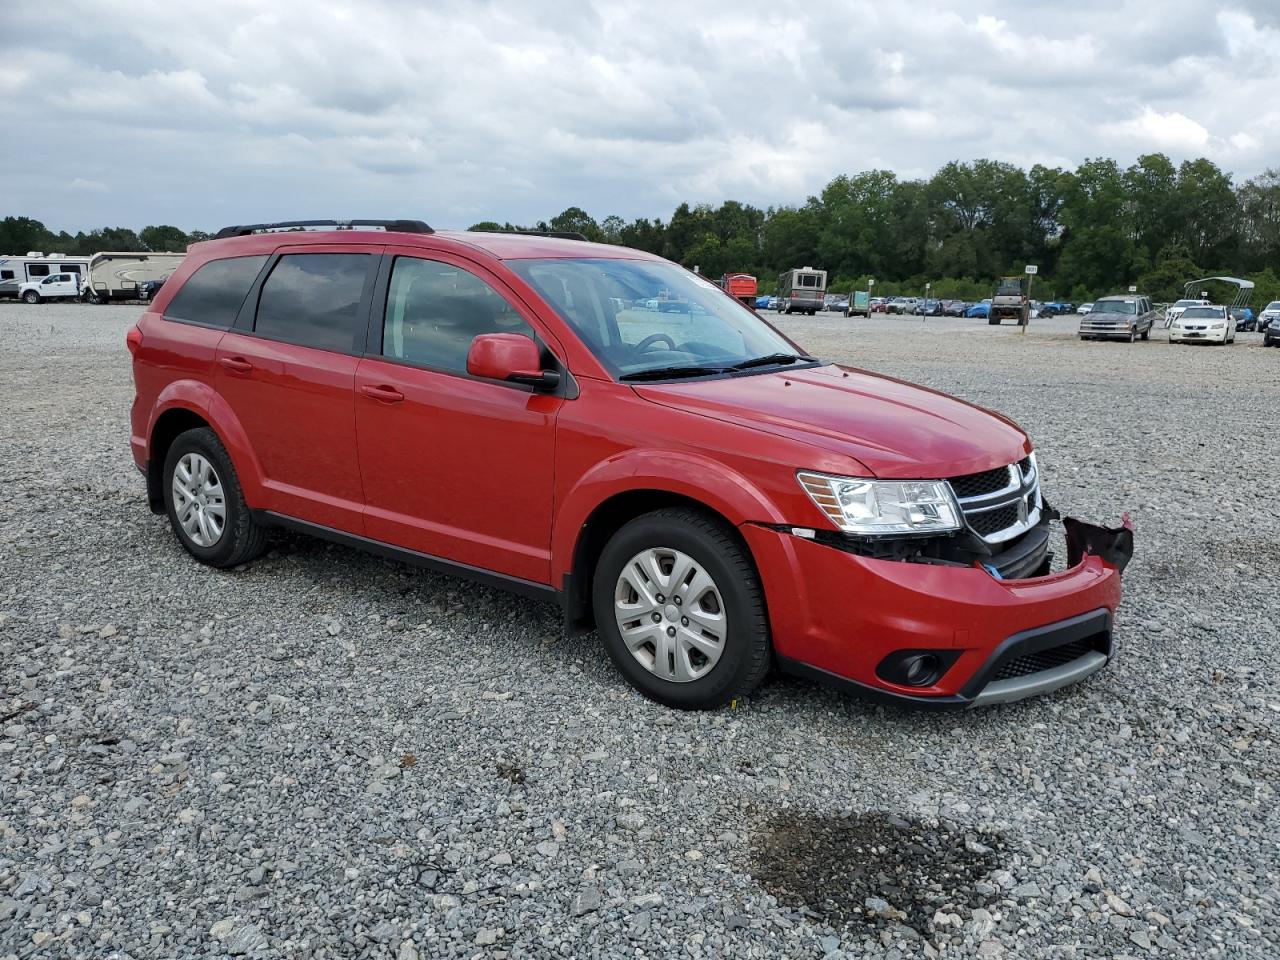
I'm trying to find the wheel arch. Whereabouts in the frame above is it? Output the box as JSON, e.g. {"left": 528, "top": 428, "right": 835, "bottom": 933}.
{"left": 146, "top": 407, "right": 211, "bottom": 512}
{"left": 145, "top": 384, "right": 265, "bottom": 513}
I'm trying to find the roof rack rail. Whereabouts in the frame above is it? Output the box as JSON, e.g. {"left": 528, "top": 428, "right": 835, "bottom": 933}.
{"left": 213, "top": 219, "right": 434, "bottom": 240}
{"left": 499, "top": 230, "right": 589, "bottom": 242}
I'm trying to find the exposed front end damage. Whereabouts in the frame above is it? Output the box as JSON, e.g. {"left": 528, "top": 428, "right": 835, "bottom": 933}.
{"left": 748, "top": 504, "right": 1134, "bottom": 709}
{"left": 790, "top": 501, "right": 1134, "bottom": 584}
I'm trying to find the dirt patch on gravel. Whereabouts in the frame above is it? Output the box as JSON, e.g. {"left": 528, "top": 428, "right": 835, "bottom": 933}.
{"left": 749, "top": 811, "right": 1006, "bottom": 933}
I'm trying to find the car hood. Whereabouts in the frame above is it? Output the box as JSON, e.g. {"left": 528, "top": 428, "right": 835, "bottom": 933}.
{"left": 633, "top": 364, "right": 1030, "bottom": 479}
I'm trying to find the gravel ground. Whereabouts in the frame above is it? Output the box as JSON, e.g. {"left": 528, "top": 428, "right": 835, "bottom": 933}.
{"left": 1, "top": 302, "right": 1277, "bottom": 959}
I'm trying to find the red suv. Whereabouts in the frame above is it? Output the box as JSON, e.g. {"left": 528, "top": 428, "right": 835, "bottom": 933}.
{"left": 128, "top": 220, "right": 1133, "bottom": 710}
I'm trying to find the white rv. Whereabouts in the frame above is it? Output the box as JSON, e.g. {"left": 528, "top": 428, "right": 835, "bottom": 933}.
{"left": 0, "top": 253, "right": 91, "bottom": 299}
{"left": 84, "top": 252, "right": 185, "bottom": 303}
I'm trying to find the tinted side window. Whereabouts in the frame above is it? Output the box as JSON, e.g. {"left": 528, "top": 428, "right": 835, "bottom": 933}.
{"left": 166, "top": 256, "right": 268, "bottom": 329}
{"left": 382, "top": 257, "right": 533, "bottom": 373}
{"left": 28, "top": 264, "right": 50, "bottom": 277}
{"left": 255, "top": 254, "right": 369, "bottom": 352}
{"left": 0, "top": 270, "right": 13, "bottom": 280}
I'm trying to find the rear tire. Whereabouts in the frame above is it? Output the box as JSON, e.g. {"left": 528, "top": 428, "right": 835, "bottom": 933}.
{"left": 592, "top": 507, "right": 770, "bottom": 710}
{"left": 988, "top": 316, "right": 999, "bottom": 325}
{"left": 162, "top": 427, "right": 267, "bottom": 568}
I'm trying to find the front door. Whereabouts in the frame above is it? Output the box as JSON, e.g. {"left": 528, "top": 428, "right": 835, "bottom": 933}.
{"left": 354, "top": 252, "right": 562, "bottom": 585}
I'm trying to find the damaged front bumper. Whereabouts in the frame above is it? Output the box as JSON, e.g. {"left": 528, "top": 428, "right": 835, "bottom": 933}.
{"left": 743, "top": 509, "right": 1135, "bottom": 708}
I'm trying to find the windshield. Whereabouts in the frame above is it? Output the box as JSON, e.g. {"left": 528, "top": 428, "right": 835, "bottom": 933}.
{"left": 996, "top": 279, "right": 1022, "bottom": 296}
{"left": 1267, "top": 301, "right": 1280, "bottom": 311}
{"left": 1180, "top": 306, "right": 1224, "bottom": 319}
{"left": 509, "top": 258, "right": 803, "bottom": 378}
{"left": 1092, "top": 300, "right": 1137, "bottom": 315}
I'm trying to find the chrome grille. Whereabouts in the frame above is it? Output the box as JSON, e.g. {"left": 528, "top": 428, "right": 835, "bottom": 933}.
{"left": 947, "top": 455, "right": 1041, "bottom": 545}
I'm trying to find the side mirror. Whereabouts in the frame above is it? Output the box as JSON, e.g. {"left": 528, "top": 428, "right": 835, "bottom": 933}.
{"left": 467, "top": 333, "right": 560, "bottom": 391}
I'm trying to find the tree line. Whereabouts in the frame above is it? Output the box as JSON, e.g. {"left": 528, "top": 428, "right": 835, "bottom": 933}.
{"left": 5, "top": 154, "right": 1278, "bottom": 304}
{"left": 473, "top": 155, "right": 1280, "bottom": 305}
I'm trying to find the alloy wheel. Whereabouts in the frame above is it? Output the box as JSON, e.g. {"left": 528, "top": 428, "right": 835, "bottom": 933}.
{"left": 171, "top": 452, "right": 226, "bottom": 547}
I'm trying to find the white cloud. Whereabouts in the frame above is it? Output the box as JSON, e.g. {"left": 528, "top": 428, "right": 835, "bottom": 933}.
{"left": 1102, "top": 108, "right": 1212, "bottom": 151}
{"left": 1, "top": 0, "right": 1278, "bottom": 232}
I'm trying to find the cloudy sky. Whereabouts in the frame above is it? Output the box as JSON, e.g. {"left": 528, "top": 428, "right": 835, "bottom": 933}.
{"left": 2, "top": 0, "right": 1276, "bottom": 233}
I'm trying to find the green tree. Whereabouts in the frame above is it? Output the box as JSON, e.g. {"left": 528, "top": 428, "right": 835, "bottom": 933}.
{"left": 549, "top": 206, "right": 602, "bottom": 241}
{"left": 140, "top": 224, "right": 190, "bottom": 252}
{"left": 1137, "top": 243, "right": 1200, "bottom": 302}
{"left": 0, "top": 216, "right": 54, "bottom": 254}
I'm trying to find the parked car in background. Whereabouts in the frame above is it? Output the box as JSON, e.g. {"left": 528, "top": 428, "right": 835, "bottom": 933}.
{"left": 888, "top": 297, "right": 921, "bottom": 315}
{"left": 1258, "top": 300, "right": 1280, "bottom": 331}
{"left": 1043, "top": 301, "right": 1075, "bottom": 314}
{"left": 1265, "top": 318, "right": 1280, "bottom": 346}
{"left": 912, "top": 299, "right": 944, "bottom": 316}
{"left": 1079, "top": 295, "right": 1156, "bottom": 342}
{"left": 1229, "top": 306, "right": 1256, "bottom": 331}
{"left": 828, "top": 295, "right": 850, "bottom": 313}
{"left": 966, "top": 302, "right": 991, "bottom": 319}
{"left": 943, "top": 300, "right": 968, "bottom": 317}
{"left": 870, "top": 299, "right": 890, "bottom": 313}
{"left": 1169, "top": 304, "right": 1235, "bottom": 344}
{"left": 1034, "top": 302, "right": 1056, "bottom": 319}
{"left": 17, "top": 272, "right": 83, "bottom": 303}
{"left": 1164, "top": 298, "right": 1208, "bottom": 329}
{"left": 128, "top": 218, "right": 1133, "bottom": 710}
{"left": 138, "top": 279, "right": 167, "bottom": 302}
{"left": 755, "top": 295, "right": 771, "bottom": 309}
{"left": 1077, "top": 302, "right": 1094, "bottom": 315}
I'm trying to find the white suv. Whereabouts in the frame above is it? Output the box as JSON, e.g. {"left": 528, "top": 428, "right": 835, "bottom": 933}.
{"left": 1258, "top": 300, "right": 1280, "bottom": 331}
{"left": 19, "top": 273, "right": 82, "bottom": 303}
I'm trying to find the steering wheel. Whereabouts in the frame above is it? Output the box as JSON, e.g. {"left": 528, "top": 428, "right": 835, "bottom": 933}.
{"left": 635, "top": 333, "right": 677, "bottom": 352}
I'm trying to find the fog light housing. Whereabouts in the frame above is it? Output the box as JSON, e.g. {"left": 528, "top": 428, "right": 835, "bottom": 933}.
{"left": 875, "top": 649, "right": 962, "bottom": 688}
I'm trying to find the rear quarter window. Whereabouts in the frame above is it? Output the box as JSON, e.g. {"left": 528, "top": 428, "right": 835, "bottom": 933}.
{"left": 253, "top": 253, "right": 370, "bottom": 352}
{"left": 165, "top": 256, "right": 269, "bottom": 329}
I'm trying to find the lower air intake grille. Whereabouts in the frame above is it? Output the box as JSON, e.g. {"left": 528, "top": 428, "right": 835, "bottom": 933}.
{"left": 992, "top": 638, "right": 1094, "bottom": 681}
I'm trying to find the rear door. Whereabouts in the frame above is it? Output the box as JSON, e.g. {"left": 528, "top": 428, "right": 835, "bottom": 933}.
{"left": 354, "top": 251, "right": 563, "bottom": 584}
{"left": 215, "top": 246, "right": 379, "bottom": 532}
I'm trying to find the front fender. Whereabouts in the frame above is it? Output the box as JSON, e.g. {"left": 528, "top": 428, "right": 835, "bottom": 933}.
{"left": 550, "top": 448, "right": 789, "bottom": 583}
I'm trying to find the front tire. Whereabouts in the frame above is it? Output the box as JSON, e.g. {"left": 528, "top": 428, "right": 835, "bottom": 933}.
{"left": 592, "top": 507, "right": 770, "bottom": 710}
{"left": 21, "top": 290, "right": 39, "bottom": 304}
{"left": 162, "top": 427, "right": 267, "bottom": 568}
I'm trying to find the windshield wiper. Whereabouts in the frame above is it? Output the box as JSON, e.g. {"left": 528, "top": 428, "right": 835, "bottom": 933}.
{"left": 620, "top": 364, "right": 729, "bottom": 381}
{"left": 727, "top": 353, "right": 813, "bottom": 371}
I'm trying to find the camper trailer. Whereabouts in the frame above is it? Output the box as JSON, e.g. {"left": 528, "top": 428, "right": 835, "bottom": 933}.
{"left": 0, "top": 253, "right": 91, "bottom": 299}
{"left": 84, "top": 252, "right": 185, "bottom": 303}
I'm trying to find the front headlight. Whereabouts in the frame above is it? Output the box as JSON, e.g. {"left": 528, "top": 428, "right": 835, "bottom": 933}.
{"left": 797, "top": 472, "right": 962, "bottom": 536}
{"left": 1211, "top": 322, "right": 1225, "bottom": 329}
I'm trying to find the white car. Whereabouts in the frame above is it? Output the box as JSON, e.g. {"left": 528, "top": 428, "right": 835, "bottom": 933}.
{"left": 1077, "top": 302, "right": 1094, "bottom": 315}
{"left": 1169, "top": 304, "right": 1235, "bottom": 344}
{"left": 1164, "top": 298, "right": 1208, "bottom": 328}
{"left": 18, "top": 273, "right": 82, "bottom": 303}
{"left": 1258, "top": 300, "right": 1280, "bottom": 331}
